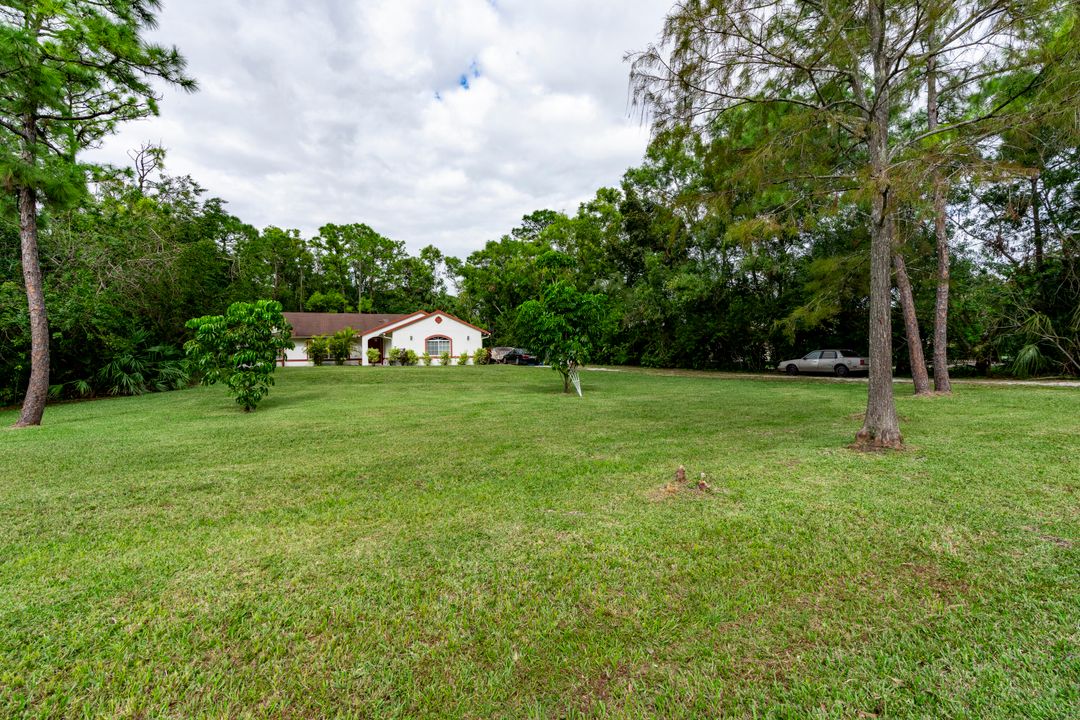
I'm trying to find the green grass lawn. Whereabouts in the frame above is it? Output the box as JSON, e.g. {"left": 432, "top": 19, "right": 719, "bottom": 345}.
{"left": 1, "top": 367, "right": 1077, "bottom": 718}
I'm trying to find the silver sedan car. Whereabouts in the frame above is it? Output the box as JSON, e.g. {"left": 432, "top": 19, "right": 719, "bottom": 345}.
{"left": 777, "top": 349, "right": 868, "bottom": 377}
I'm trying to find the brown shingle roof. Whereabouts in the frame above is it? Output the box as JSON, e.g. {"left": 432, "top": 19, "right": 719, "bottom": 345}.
{"left": 283, "top": 312, "right": 412, "bottom": 338}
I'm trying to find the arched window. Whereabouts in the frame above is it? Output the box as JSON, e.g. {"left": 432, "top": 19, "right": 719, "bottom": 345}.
{"left": 426, "top": 336, "right": 451, "bottom": 356}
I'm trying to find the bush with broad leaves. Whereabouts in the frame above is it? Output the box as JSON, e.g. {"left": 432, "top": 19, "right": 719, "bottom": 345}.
{"left": 185, "top": 300, "right": 292, "bottom": 411}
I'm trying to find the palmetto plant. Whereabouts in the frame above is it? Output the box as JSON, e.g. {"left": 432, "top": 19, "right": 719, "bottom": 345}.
{"left": 51, "top": 331, "right": 191, "bottom": 398}
{"left": 98, "top": 332, "right": 191, "bottom": 395}
{"left": 1009, "top": 306, "right": 1080, "bottom": 377}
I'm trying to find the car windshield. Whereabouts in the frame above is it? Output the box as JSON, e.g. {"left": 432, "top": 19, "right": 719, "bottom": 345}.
{"left": 803, "top": 351, "right": 823, "bottom": 360}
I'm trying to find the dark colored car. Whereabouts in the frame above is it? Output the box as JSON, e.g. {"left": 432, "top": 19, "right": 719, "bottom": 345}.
{"left": 504, "top": 348, "right": 540, "bottom": 365}
{"left": 489, "top": 346, "right": 515, "bottom": 364}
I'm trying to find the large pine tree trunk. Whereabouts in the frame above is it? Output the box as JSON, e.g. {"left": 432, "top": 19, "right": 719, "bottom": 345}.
{"left": 1031, "top": 174, "right": 1043, "bottom": 272}
{"left": 932, "top": 172, "right": 952, "bottom": 393}
{"left": 927, "top": 35, "right": 952, "bottom": 394}
{"left": 855, "top": 0, "right": 903, "bottom": 450}
{"left": 15, "top": 182, "right": 49, "bottom": 428}
{"left": 893, "top": 253, "right": 931, "bottom": 395}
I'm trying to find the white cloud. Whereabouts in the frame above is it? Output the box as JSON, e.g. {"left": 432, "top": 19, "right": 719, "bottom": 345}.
{"left": 88, "top": 0, "right": 667, "bottom": 259}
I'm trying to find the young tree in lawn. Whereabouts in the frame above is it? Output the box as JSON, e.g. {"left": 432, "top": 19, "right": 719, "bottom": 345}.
{"left": 0, "top": 0, "right": 195, "bottom": 427}
{"left": 184, "top": 300, "right": 293, "bottom": 412}
{"left": 515, "top": 281, "right": 609, "bottom": 394}
{"left": 631, "top": 0, "right": 1060, "bottom": 448}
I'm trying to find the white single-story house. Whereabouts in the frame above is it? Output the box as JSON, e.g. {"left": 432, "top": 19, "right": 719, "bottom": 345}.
{"left": 281, "top": 310, "right": 489, "bottom": 366}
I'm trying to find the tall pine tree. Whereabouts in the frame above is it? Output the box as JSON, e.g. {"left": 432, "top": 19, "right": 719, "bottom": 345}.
{"left": 0, "top": 0, "right": 194, "bottom": 426}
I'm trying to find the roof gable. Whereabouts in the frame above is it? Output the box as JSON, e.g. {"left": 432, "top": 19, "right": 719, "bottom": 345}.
{"left": 367, "top": 310, "right": 489, "bottom": 338}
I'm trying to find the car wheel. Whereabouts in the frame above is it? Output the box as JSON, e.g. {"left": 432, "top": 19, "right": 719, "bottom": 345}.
{"left": 834, "top": 364, "right": 849, "bottom": 377}
{"left": 785, "top": 364, "right": 799, "bottom": 375}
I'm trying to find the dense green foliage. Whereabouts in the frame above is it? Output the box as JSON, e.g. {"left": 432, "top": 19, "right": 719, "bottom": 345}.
{"left": 388, "top": 347, "right": 418, "bottom": 366}
{"left": 1, "top": 368, "right": 1076, "bottom": 716}
{"left": 2, "top": 4, "right": 1076, "bottom": 412}
{"left": 3, "top": 117, "right": 1074, "bottom": 407}
{"left": 0, "top": 0, "right": 197, "bottom": 425}
{"left": 184, "top": 300, "right": 292, "bottom": 411}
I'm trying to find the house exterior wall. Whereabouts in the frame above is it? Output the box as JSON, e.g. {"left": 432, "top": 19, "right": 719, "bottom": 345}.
{"left": 388, "top": 314, "right": 484, "bottom": 365}
{"left": 283, "top": 339, "right": 362, "bottom": 366}
{"left": 284, "top": 340, "right": 311, "bottom": 366}
{"left": 281, "top": 312, "right": 486, "bottom": 366}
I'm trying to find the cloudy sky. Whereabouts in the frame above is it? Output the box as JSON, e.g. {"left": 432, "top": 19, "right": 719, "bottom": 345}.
{"left": 89, "top": 0, "right": 669, "bottom": 259}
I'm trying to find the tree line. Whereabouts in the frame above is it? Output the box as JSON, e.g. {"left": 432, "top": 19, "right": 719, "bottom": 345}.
{"left": 2, "top": 1, "right": 1077, "bottom": 444}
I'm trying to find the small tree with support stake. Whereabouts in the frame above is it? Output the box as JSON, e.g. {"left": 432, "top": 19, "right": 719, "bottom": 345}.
{"left": 515, "top": 281, "right": 609, "bottom": 395}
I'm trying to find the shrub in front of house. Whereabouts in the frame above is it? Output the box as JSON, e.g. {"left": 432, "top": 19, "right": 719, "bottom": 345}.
{"left": 388, "top": 347, "right": 403, "bottom": 365}
{"left": 422, "top": 352, "right": 432, "bottom": 366}
{"left": 439, "top": 351, "right": 451, "bottom": 366}
{"left": 366, "top": 348, "right": 381, "bottom": 365}
{"left": 305, "top": 335, "right": 330, "bottom": 365}
{"left": 403, "top": 349, "right": 419, "bottom": 366}
{"left": 473, "top": 347, "right": 489, "bottom": 365}
{"left": 458, "top": 351, "right": 470, "bottom": 366}
{"left": 329, "top": 327, "right": 357, "bottom": 365}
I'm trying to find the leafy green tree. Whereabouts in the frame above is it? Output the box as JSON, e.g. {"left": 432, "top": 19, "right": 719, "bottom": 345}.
{"left": 305, "top": 290, "right": 349, "bottom": 313}
{"left": 630, "top": 0, "right": 1064, "bottom": 448}
{"left": 457, "top": 214, "right": 559, "bottom": 340}
{"left": 235, "top": 226, "right": 309, "bottom": 309}
{"left": 314, "top": 223, "right": 404, "bottom": 311}
{"left": 184, "top": 300, "right": 292, "bottom": 411}
{"left": 515, "top": 281, "right": 610, "bottom": 394}
{"left": 1, "top": 0, "right": 195, "bottom": 426}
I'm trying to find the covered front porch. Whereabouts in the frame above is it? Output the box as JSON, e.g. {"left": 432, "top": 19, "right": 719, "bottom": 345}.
{"left": 363, "top": 334, "right": 392, "bottom": 365}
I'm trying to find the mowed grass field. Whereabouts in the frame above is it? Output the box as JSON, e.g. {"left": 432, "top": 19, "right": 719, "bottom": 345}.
{"left": 1, "top": 366, "right": 1077, "bottom": 719}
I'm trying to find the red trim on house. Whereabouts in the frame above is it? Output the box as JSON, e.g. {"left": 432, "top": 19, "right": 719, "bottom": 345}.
{"left": 430, "top": 310, "right": 490, "bottom": 335}
{"left": 291, "top": 310, "right": 490, "bottom": 341}
{"left": 373, "top": 310, "right": 490, "bottom": 338}
{"left": 358, "top": 310, "right": 428, "bottom": 339}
